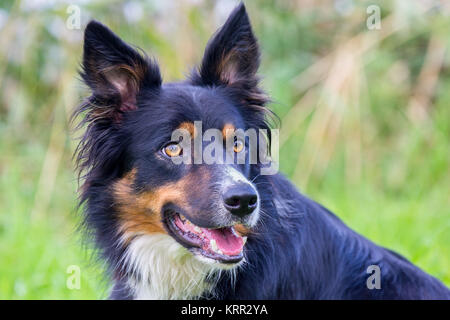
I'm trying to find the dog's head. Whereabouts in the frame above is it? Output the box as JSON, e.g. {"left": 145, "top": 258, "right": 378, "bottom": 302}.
{"left": 76, "top": 4, "right": 271, "bottom": 268}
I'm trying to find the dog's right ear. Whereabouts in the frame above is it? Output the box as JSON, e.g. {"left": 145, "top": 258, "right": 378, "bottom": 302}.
{"left": 81, "top": 21, "right": 161, "bottom": 122}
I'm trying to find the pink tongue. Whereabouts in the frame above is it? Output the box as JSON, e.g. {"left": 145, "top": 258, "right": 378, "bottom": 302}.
{"left": 174, "top": 216, "right": 244, "bottom": 256}
{"left": 202, "top": 228, "right": 244, "bottom": 256}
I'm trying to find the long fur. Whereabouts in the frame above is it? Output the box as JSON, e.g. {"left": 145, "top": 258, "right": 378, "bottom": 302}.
{"left": 74, "top": 3, "right": 450, "bottom": 300}
{"left": 120, "top": 234, "right": 218, "bottom": 299}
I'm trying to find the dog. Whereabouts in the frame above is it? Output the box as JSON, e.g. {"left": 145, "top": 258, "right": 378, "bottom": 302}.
{"left": 73, "top": 3, "right": 450, "bottom": 299}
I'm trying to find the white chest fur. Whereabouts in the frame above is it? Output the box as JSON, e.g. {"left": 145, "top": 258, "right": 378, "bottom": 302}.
{"left": 122, "top": 234, "right": 220, "bottom": 299}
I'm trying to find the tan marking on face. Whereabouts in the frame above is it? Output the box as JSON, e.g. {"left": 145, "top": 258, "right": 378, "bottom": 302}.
{"left": 113, "top": 169, "right": 164, "bottom": 237}
{"left": 222, "top": 123, "right": 235, "bottom": 140}
{"left": 234, "top": 224, "right": 252, "bottom": 237}
{"left": 113, "top": 168, "right": 201, "bottom": 239}
{"left": 177, "top": 122, "right": 196, "bottom": 139}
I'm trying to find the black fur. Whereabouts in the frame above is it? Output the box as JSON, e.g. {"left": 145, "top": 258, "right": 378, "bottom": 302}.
{"left": 73, "top": 3, "right": 450, "bottom": 299}
{"left": 210, "top": 174, "right": 450, "bottom": 299}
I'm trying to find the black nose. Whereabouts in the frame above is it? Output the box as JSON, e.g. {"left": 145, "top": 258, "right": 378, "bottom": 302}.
{"left": 223, "top": 184, "right": 258, "bottom": 217}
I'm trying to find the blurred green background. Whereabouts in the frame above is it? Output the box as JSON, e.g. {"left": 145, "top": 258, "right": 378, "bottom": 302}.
{"left": 0, "top": 0, "right": 449, "bottom": 299}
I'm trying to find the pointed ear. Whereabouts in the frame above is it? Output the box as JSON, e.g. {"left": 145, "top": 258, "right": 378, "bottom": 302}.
{"left": 81, "top": 21, "right": 161, "bottom": 121}
{"left": 195, "top": 3, "right": 260, "bottom": 87}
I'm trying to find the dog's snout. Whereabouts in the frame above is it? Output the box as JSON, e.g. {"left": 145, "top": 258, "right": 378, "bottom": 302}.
{"left": 223, "top": 184, "right": 258, "bottom": 217}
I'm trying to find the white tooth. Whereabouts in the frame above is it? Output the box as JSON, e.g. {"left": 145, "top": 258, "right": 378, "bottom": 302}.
{"left": 243, "top": 236, "right": 248, "bottom": 244}
{"left": 194, "top": 226, "right": 201, "bottom": 233}
{"left": 217, "top": 249, "right": 223, "bottom": 255}
{"left": 210, "top": 239, "right": 218, "bottom": 252}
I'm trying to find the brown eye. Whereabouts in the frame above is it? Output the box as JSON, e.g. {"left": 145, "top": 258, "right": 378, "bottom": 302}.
{"left": 163, "top": 143, "right": 182, "bottom": 157}
{"left": 233, "top": 139, "right": 244, "bottom": 153}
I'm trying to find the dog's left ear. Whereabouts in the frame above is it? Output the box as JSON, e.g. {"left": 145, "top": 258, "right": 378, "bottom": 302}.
{"left": 194, "top": 3, "right": 261, "bottom": 91}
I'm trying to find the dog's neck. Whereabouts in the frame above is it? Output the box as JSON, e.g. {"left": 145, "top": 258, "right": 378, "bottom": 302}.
{"left": 121, "top": 234, "right": 221, "bottom": 299}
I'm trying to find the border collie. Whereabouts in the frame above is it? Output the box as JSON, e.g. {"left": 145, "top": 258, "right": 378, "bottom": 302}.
{"left": 73, "top": 3, "right": 449, "bottom": 299}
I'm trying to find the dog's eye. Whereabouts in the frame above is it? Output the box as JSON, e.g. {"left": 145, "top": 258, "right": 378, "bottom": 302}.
{"left": 163, "top": 143, "right": 182, "bottom": 157}
{"left": 233, "top": 139, "right": 244, "bottom": 153}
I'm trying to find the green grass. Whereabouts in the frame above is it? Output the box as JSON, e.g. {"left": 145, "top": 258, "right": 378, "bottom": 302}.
{"left": 0, "top": 0, "right": 449, "bottom": 299}
{"left": 0, "top": 130, "right": 103, "bottom": 299}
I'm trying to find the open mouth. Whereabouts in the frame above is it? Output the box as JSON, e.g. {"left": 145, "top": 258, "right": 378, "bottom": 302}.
{"left": 164, "top": 212, "right": 246, "bottom": 264}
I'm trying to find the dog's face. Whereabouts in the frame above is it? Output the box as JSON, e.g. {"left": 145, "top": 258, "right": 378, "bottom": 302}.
{"left": 77, "top": 4, "right": 270, "bottom": 268}
{"left": 112, "top": 84, "right": 264, "bottom": 265}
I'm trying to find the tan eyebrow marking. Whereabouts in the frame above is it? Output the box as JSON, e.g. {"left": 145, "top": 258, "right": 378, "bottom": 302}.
{"left": 177, "top": 122, "right": 196, "bottom": 139}
{"left": 222, "top": 123, "right": 235, "bottom": 140}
